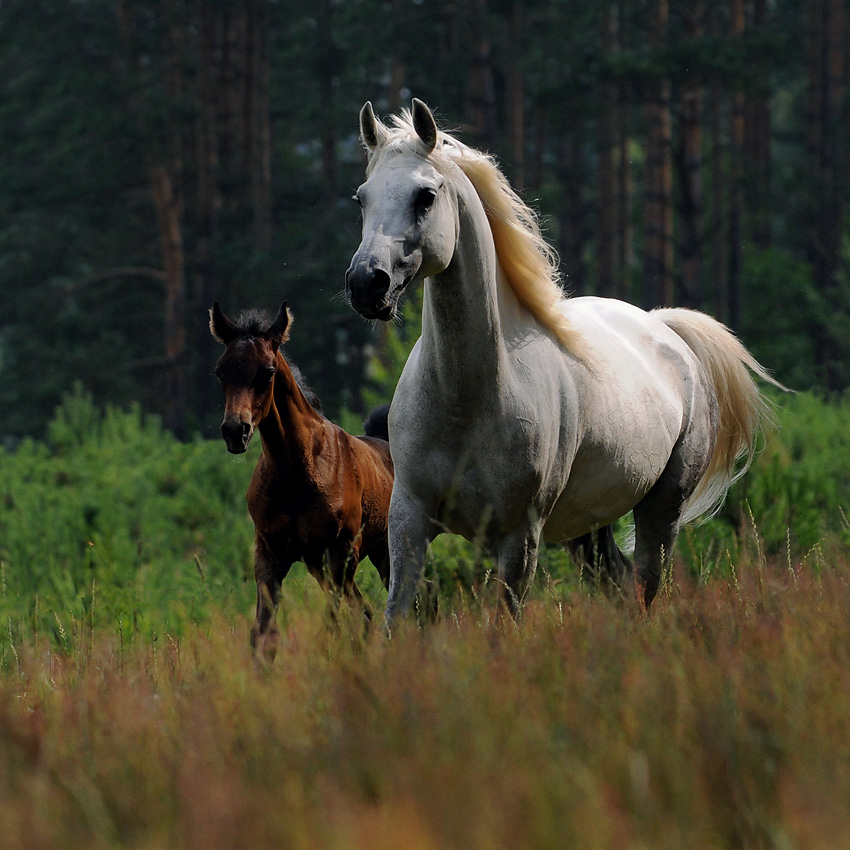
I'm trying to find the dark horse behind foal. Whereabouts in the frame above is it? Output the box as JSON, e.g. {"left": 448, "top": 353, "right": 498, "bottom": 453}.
{"left": 210, "top": 301, "right": 394, "bottom": 662}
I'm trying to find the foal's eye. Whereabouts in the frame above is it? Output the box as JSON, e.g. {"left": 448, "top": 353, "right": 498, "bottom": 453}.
{"left": 256, "top": 366, "right": 275, "bottom": 387}
{"left": 415, "top": 188, "right": 437, "bottom": 219}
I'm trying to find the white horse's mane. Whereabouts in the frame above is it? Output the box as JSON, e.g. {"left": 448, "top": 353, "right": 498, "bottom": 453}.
{"left": 366, "top": 109, "right": 586, "bottom": 359}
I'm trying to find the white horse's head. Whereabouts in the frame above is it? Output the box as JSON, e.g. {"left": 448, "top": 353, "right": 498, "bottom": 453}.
{"left": 345, "top": 99, "right": 458, "bottom": 321}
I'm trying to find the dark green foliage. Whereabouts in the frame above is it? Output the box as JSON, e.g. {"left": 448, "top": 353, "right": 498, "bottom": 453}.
{"left": 726, "top": 391, "right": 850, "bottom": 553}
{"left": 2, "top": 389, "right": 849, "bottom": 654}
{"left": 676, "top": 391, "right": 850, "bottom": 577}
{"left": 739, "top": 248, "right": 819, "bottom": 391}
{"left": 0, "top": 388, "right": 256, "bottom": 645}
{"left": 1, "top": 0, "right": 848, "bottom": 441}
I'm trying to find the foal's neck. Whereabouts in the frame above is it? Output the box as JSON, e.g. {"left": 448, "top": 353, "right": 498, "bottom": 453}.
{"left": 258, "top": 350, "right": 324, "bottom": 467}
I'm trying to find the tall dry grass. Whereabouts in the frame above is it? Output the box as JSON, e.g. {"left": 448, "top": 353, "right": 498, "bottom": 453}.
{"left": 1, "top": 555, "right": 849, "bottom": 850}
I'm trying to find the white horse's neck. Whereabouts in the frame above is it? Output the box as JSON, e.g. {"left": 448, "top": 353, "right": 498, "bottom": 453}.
{"left": 419, "top": 172, "right": 512, "bottom": 403}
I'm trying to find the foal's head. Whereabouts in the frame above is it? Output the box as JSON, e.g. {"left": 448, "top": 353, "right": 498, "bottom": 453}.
{"left": 209, "top": 301, "right": 291, "bottom": 454}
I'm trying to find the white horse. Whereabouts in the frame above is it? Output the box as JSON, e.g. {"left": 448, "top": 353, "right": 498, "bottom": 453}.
{"left": 345, "top": 98, "right": 780, "bottom": 624}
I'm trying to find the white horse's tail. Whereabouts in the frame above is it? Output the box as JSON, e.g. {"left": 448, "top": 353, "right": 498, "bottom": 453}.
{"left": 654, "top": 308, "right": 785, "bottom": 525}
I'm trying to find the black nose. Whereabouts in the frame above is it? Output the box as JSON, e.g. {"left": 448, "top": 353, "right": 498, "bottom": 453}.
{"left": 221, "top": 417, "right": 252, "bottom": 454}
{"left": 345, "top": 264, "right": 392, "bottom": 319}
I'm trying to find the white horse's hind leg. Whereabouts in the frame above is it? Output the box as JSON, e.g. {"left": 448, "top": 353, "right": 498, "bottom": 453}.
{"left": 385, "top": 487, "right": 438, "bottom": 627}
{"left": 632, "top": 499, "right": 680, "bottom": 609}
{"left": 632, "top": 442, "right": 707, "bottom": 608}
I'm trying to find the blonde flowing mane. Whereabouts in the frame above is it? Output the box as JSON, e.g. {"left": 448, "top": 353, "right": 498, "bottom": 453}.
{"left": 367, "top": 110, "right": 585, "bottom": 359}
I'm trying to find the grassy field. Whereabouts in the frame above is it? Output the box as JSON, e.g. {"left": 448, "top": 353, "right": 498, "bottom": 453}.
{"left": 2, "top": 558, "right": 849, "bottom": 849}
{"left": 1, "top": 390, "right": 850, "bottom": 849}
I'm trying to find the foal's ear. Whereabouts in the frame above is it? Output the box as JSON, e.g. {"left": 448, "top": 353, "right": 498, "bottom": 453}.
{"left": 411, "top": 98, "right": 438, "bottom": 154}
{"left": 268, "top": 301, "right": 292, "bottom": 347}
{"left": 209, "top": 301, "right": 238, "bottom": 345}
{"left": 359, "top": 101, "right": 388, "bottom": 152}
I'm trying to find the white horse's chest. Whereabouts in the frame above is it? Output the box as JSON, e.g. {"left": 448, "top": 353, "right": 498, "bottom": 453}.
{"left": 390, "top": 345, "right": 580, "bottom": 539}
{"left": 394, "top": 418, "right": 548, "bottom": 541}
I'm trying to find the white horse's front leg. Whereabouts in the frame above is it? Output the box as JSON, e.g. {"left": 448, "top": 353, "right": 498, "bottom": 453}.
{"left": 385, "top": 486, "right": 437, "bottom": 627}
{"left": 495, "top": 520, "right": 543, "bottom": 618}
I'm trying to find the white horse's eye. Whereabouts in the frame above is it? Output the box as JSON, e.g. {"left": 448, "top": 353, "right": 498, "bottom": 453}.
{"left": 415, "top": 187, "right": 437, "bottom": 219}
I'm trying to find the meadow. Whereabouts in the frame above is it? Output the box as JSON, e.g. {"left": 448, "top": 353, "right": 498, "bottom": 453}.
{"left": 1, "top": 389, "right": 849, "bottom": 849}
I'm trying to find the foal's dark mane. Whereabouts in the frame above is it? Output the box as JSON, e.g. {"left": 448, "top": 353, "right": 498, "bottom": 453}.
{"left": 288, "top": 363, "right": 323, "bottom": 413}
{"left": 231, "top": 308, "right": 278, "bottom": 338}
{"left": 231, "top": 308, "right": 323, "bottom": 413}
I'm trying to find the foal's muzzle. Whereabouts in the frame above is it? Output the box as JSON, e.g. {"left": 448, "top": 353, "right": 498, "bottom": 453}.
{"left": 345, "top": 262, "right": 395, "bottom": 321}
{"left": 221, "top": 416, "right": 253, "bottom": 454}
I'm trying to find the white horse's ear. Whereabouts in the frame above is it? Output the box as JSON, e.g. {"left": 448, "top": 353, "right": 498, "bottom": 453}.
{"left": 411, "top": 98, "right": 437, "bottom": 153}
{"left": 360, "top": 101, "right": 388, "bottom": 152}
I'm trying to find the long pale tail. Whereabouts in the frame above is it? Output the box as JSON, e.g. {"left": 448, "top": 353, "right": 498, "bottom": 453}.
{"left": 654, "top": 308, "right": 786, "bottom": 525}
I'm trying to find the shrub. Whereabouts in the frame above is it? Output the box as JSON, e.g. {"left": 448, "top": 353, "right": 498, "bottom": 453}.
{"left": 2, "top": 387, "right": 849, "bottom": 655}
{"left": 0, "top": 388, "right": 256, "bottom": 648}
{"left": 682, "top": 390, "right": 850, "bottom": 567}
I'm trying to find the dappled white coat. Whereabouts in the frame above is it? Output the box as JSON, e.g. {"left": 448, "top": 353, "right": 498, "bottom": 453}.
{"left": 346, "top": 99, "right": 776, "bottom": 623}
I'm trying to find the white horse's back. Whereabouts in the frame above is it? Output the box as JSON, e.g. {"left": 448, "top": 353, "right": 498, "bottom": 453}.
{"left": 540, "top": 297, "right": 714, "bottom": 539}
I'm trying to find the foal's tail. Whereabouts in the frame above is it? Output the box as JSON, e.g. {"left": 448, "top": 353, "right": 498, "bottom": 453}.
{"left": 363, "top": 403, "right": 391, "bottom": 442}
{"left": 654, "top": 308, "right": 786, "bottom": 525}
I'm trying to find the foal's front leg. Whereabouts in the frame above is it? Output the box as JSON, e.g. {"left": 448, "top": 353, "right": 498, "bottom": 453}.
{"left": 307, "top": 545, "right": 374, "bottom": 622}
{"left": 250, "top": 537, "right": 291, "bottom": 663}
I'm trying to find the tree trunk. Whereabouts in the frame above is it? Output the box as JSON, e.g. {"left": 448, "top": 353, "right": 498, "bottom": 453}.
{"left": 746, "top": 0, "right": 771, "bottom": 250}
{"left": 807, "top": 0, "right": 849, "bottom": 388}
{"left": 616, "top": 99, "right": 633, "bottom": 301}
{"left": 527, "top": 108, "right": 545, "bottom": 192}
{"left": 388, "top": 0, "right": 406, "bottom": 110}
{"left": 727, "top": 0, "right": 745, "bottom": 329}
{"left": 249, "top": 0, "right": 272, "bottom": 250}
{"left": 677, "top": 4, "right": 705, "bottom": 309}
{"left": 506, "top": 0, "right": 525, "bottom": 188}
{"left": 150, "top": 162, "right": 187, "bottom": 438}
{"left": 317, "top": 0, "right": 337, "bottom": 195}
{"left": 709, "top": 80, "right": 727, "bottom": 323}
{"left": 218, "top": 7, "right": 246, "bottom": 213}
{"left": 643, "top": 0, "right": 673, "bottom": 308}
{"left": 596, "top": 3, "right": 617, "bottom": 298}
{"left": 467, "top": 0, "right": 498, "bottom": 152}
{"left": 194, "top": 3, "right": 221, "bottom": 428}
{"left": 162, "top": 17, "right": 188, "bottom": 438}
{"left": 117, "top": 2, "right": 188, "bottom": 438}
{"left": 558, "top": 124, "right": 587, "bottom": 294}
